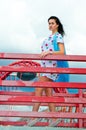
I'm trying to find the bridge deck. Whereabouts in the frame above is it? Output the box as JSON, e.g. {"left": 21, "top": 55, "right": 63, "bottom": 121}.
{"left": 0, "top": 53, "right": 86, "bottom": 129}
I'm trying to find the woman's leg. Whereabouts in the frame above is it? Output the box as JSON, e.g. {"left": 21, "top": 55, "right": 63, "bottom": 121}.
{"left": 45, "top": 81, "right": 56, "bottom": 112}
{"left": 33, "top": 76, "right": 56, "bottom": 112}
{"left": 32, "top": 76, "right": 47, "bottom": 111}
{"left": 32, "top": 87, "right": 43, "bottom": 111}
{"left": 29, "top": 76, "right": 58, "bottom": 126}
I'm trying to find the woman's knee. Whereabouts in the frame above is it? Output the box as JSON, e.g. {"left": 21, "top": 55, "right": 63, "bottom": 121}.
{"left": 35, "top": 88, "right": 44, "bottom": 96}
{"left": 45, "top": 88, "right": 52, "bottom": 96}
{"left": 36, "top": 76, "right": 53, "bottom": 96}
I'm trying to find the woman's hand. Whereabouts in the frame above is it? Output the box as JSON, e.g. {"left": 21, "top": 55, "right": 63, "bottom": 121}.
{"left": 40, "top": 51, "right": 52, "bottom": 58}
{"left": 37, "top": 73, "right": 40, "bottom": 79}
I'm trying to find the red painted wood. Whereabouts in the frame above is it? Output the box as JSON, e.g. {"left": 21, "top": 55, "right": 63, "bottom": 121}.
{"left": 54, "top": 93, "right": 79, "bottom": 97}
{"left": 0, "top": 66, "right": 86, "bottom": 74}
{"left": 0, "top": 91, "right": 35, "bottom": 96}
{"left": 0, "top": 53, "right": 86, "bottom": 61}
{"left": 84, "top": 122, "right": 86, "bottom": 128}
{"left": 0, "top": 101, "right": 79, "bottom": 107}
{"left": 0, "top": 111, "right": 86, "bottom": 119}
{"left": 0, "top": 91, "right": 79, "bottom": 97}
{"left": 0, "top": 53, "right": 86, "bottom": 128}
{"left": 0, "top": 60, "right": 40, "bottom": 80}
{"left": 0, "top": 96, "right": 86, "bottom": 104}
{"left": 0, "top": 121, "right": 27, "bottom": 126}
{"left": 57, "top": 121, "right": 78, "bottom": 128}
{"left": 78, "top": 89, "right": 83, "bottom": 128}
{"left": 0, "top": 121, "right": 78, "bottom": 127}
{"left": 0, "top": 80, "right": 86, "bottom": 89}
{"left": 0, "top": 96, "right": 64, "bottom": 103}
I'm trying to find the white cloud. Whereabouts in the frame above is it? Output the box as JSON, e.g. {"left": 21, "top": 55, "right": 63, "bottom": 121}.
{"left": 0, "top": 0, "right": 41, "bottom": 53}
{"left": 0, "top": 0, "right": 86, "bottom": 55}
{"left": 67, "top": 32, "right": 86, "bottom": 55}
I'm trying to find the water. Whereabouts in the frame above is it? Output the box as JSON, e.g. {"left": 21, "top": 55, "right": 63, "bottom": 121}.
{"left": 0, "top": 75, "right": 36, "bottom": 92}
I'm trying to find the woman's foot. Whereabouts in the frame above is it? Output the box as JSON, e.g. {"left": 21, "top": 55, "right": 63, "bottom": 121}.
{"left": 49, "top": 118, "right": 62, "bottom": 127}
{"left": 18, "top": 117, "right": 30, "bottom": 122}
{"left": 27, "top": 118, "right": 42, "bottom": 126}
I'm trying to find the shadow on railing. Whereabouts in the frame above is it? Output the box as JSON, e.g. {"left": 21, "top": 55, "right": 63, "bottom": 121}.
{"left": 0, "top": 52, "right": 86, "bottom": 128}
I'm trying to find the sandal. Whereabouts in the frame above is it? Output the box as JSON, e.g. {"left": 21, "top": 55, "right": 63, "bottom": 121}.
{"left": 27, "top": 118, "right": 42, "bottom": 126}
{"left": 18, "top": 117, "right": 30, "bottom": 122}
{"left": 49, "top": 118, "right": 62, "bottom": 127}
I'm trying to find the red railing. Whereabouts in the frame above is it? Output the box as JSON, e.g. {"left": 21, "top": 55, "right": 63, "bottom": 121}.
{"left": 0, "top": 53, "right": 86, "bottom": 128}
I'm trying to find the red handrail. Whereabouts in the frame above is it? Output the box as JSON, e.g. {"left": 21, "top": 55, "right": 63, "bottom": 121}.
{"left": 0, "top": 53, "right": 86, "bottom": 128}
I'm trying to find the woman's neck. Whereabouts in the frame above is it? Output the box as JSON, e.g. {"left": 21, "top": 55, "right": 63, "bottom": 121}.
{"left": 52, "top": 31, "right": 58, "bottom": 35}
{"left": 52, "top": 30, "right": 58, "bottom": 35}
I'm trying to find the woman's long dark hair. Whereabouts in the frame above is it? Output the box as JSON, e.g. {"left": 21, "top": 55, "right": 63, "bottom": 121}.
{"left": 48, "top": 16, "right": 65, "bottom": 37}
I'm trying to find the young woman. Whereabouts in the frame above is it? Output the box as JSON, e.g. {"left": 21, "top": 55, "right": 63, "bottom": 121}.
{"left": 28, "top": 16, "right": 65, "bottom": 126}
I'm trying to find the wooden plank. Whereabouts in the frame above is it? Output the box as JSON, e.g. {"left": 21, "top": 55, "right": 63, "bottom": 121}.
{"left": 0, "top": 91, "right": 35, "bottom": 96}
{"left": 0, "top": 91, "right": 79, "bottom": 97}
{"left": 0, "top": 111, "right": 86, "bottom": 119}
{"left": 0, "top": 80, "right": 86, "bottom": 89}
{"left": 0, "top": 66, "right": 86, "bottom": 74}
{"left": 0, "top": 53, "right": 86, "bottom": 61}
{"left": 0, "top": 101, "right": 79, "bottom": 106}
{"left": 0, "top": 96, "right": 86, "bottom": 104}
{"left": 0, "top": 121, "right": 26, "bottom": 126}
{"left": 0, "top": 96, "right": 65, "bottom": 103}
{"left": 0, "top": 121, "right": 78, "bottom": 127}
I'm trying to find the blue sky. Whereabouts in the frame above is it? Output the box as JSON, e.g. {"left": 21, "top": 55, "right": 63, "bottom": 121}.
{"left": 0, "top": 0, "right": 86, "bottom": 83}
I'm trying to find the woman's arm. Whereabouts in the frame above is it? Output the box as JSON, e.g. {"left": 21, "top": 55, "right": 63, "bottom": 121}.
{"left": 52, "top": 42, "right": 65, "bottom": 55}
{"left": 40, "top": 42, "right": 65, "bottom": 58}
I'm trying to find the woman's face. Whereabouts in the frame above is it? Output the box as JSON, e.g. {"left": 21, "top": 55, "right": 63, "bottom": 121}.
{"left": 48, "top": 19, "right": 59, "bottom": 32}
